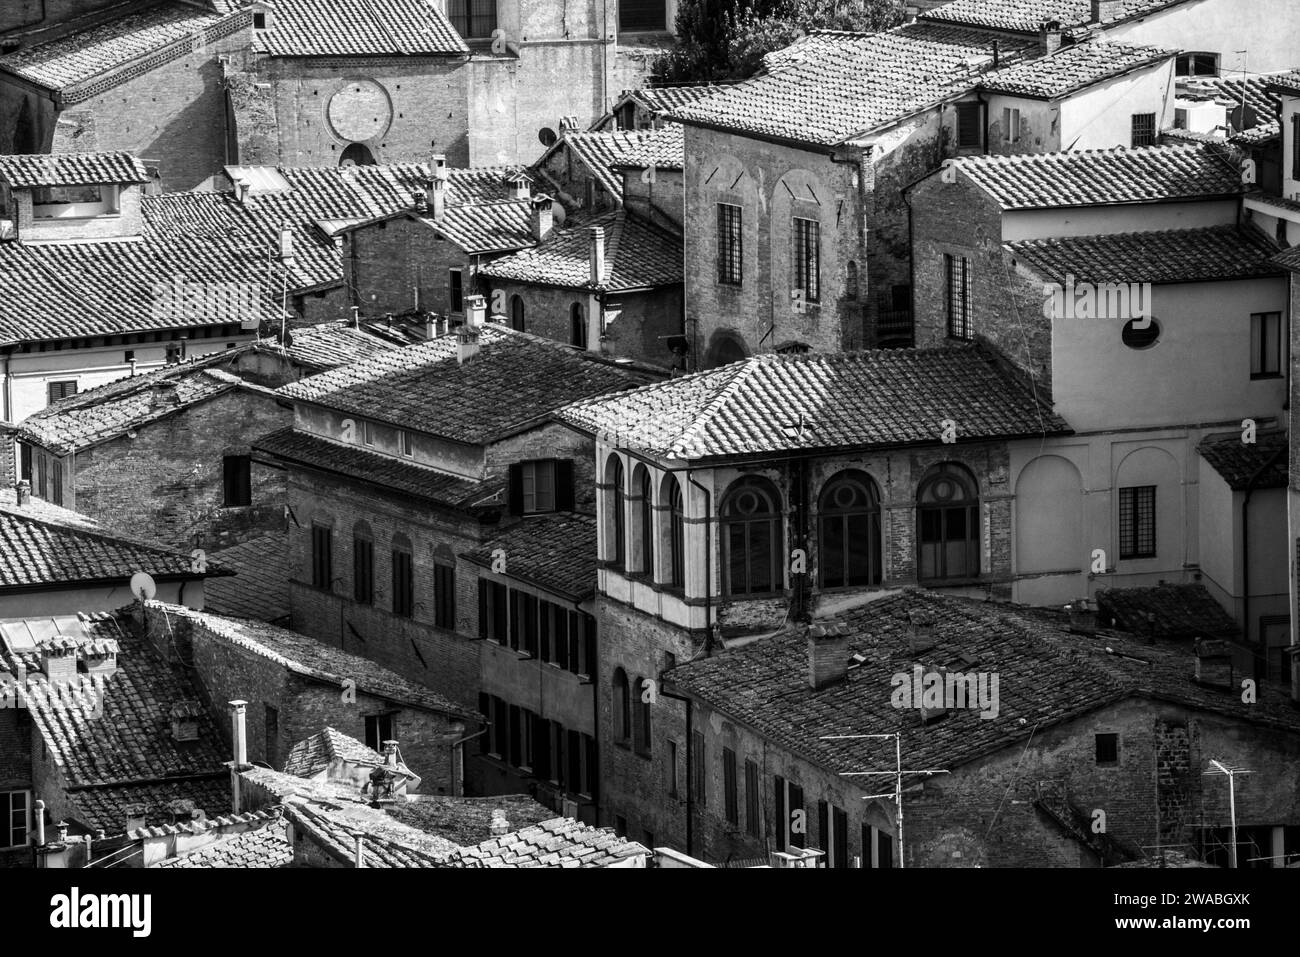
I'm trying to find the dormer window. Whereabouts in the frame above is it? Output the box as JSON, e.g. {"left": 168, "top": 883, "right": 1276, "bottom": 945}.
{"left": 32, "top": 184, "right": 119, "bottom": 220}
{"left": 253, "top": 11, "right": 267, "bottom": 30}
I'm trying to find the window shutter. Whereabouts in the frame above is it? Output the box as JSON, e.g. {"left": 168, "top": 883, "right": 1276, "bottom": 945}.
{"left": 507, "top": 463, "right": 523, "bottom": 514}
{"left": 477, "top": 579, "right": 488, "bottom": 639}
{"left": 1293, "top": 114, "right": 1300, "bottom": 180}
{"left": 774, "top": 776, "right": 786, "bottom": 851}
{"left": 789, "top": 784, "right": 805, "bottom": 848}
{"left": 555, "top": 458, "right": 575, "bottom": 510}
{"left": 818, "top": 800, "right": 829, "bottom": 858}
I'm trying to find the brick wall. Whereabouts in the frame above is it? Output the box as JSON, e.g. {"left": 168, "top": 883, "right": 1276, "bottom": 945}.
{"left": 68, "top": 386, "right": 292, "bottom": 550}
{"left": 343, "top": 215, "right": 477, "bottom": 320}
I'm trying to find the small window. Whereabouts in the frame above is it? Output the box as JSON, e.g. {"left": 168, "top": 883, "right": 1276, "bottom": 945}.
{"left": 353, "top": 524, "right": 375, "bottom": 605}
{"left": 845, "top": 260, "right": 859, "bottom": 300}
{"left": 1096, "top": 732, "right": 1119, "bottom": 766}
{"left": 434, "top": 562, "right": 455, "bottom": 629}
{"left": 570, "top": 302, "right": 587, "bottom": 349}
{"left": 252, "top": 11, "right": 267, "bottom": 30}
{"left": 613, "top": 669, "right": 630, "bottom": 744}
{"left": 46, "top": 380, "right": 77, "bottom": 405}
{"left": 955, "top": 101, "right": 983, "bottom": 149}
{"left": 392, "top": 537, "right": 414, "bottom": 618}
{"left": 1131, "top": 113, "right": 1157, "bottom": 148}
{"left": 3, "top": 790, "right": 30, "bottom": 849}
{"left": 522, "top": 460, "right": 556, "bottom": 513}
{"left": 1002, "top": 107, "right": 1021, "bottom": 143}
{"left": 364, "top": 713, "right": 393, "bottom": 752}
{"left": 311, "top": 523, "right": 333, "bottom": 590}
{"left": 1251, "top": 312, "right": 1282, "bottom": 378}
{"left": 1121, "top": 317, "right": 1161, "bottom": 349}
{"left": 362, "top": 420, "right": 376, "bottom": 446}
{"left": 944, "top": 254, "right": 972, "bottom": 340}
{"left": 398, "top": 430, "right": 414, "bottom": 457}
{"left": 33, "top": 184, "right": 102, "bottom": 206}
{"left": 669, "top": 740, "right": 679, "bottom": 796}
{"left": 723, "top": 747, "right": 738, "bottom": 825}
{"left": 619, "top": 0, "right": 666, "bottom": 32}
{"left": 448, "top": 269, "right": 464, "bottom": 314}
{"left": 1118, "top": 486, "right": 1156, "bottom": 560}
{"left": 745, "top": 758, "right": 760, "bottom": 837}
{"left": 717, "top": 203, "right": 743, "bottom": 285}
{"left": 1175, "top": 52, "right": 1219, "bottom": 76}
{"left": 690, "top": 729, "right": 706, "bottom": 806}
{"left": 509, "top": 295, "right": 525, "bottom": 332}
{"left": 222, "top": 454, "right": 252, "bottom": 506}
{"left": 448, "top": 0, "right": 497, "bottom": 39}
{"left": 264, "top": 705, "right": 279, "bottom": 766}
{"left": 632, "top": 677, "right": 652, "bottom": 757}
{"left": 1277, "top": 219, "right": 1289, "bottom": 247}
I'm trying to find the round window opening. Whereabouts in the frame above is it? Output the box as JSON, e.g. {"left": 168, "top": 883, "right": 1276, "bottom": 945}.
{"left": 931, "top": 479, "right": 955, "bottom": 501}
{"left": 1121, "top": 317, "right": 1161, "bottom": 350}
{"left": 832, "top": 485, "right": 859, "bottom": 509}
{"left": 538, "top": 127, "right": 557, "bottom": 147}
{"left": 735, "top": 491, "right": 761, "bottom": 515}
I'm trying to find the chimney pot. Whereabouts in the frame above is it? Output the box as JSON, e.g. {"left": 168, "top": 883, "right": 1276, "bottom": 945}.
{"left": 589, "top": 226, "right": 606, "bottom": 285}
{"left": 464, "top": 294, "right": 487, "bottom": 329}
{"left": 15, "top": 480, "right": 30, "bottom": 506}
{"left": 456, "top": 324, "right": 481, "bottom": 365}
{"left": 530, "top": 194, "right": 554, "bottom": 242}
{"left": 807, "top": 621, "right": 850, "bottom": 690}
{"left": 490, "top": 809, "right": 509, "bottom": 836}
{"left": 229, "top": 700, "right": 249, "bottom": 768}
{"left": 1039, "top": 19, "right": 1062, "bottom": 54}
{"left": 1091, "top": 0, "right": 1124, "bottom": 23}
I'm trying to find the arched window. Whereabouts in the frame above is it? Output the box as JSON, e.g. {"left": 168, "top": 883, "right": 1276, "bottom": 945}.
{"left": 705, "top": 331, "right": 747, "bottom": 369}
{"left": 352, "top": 521, "right": 374, "bottom": 605}
{"left": 917, "top": 464, "right": 980, "bottom": 581}
{"left": 613, "top": 668, "right": 631, "bottom": 743}
{"left": 570, "top": 302, "right": 587, "bottom": 349}
{"left": 339, "top": 142, "right": 376, "bottom": 166}
{"left": 819, "top": 471, "right": 881, "bottom": 588}
{"left": 634, "top": 465, "right": 653, "bottom": 576}
{"left": 604, "top": 456, "right": 626, "bottom": 569}
{"left": 721, "top": 477, "right": 783, "bottom": 596}
{"left": 845, "top": 260, "right": 859, "bottom": 300}
{"left": 632, "top": 677, "right": 652, "bottom": 756}
{"left": 510, "top": 294, "right": 525, "bottom": 332}
{"left": 391, "top": 532, "right": 414, "bottom": 618}
{"left": 665, "top": 475, "right": 685, "bottom": 590}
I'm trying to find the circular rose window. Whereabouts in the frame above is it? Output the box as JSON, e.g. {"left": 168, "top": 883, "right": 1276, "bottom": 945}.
{"left": 1121, "top": 317, "right": 1161, "bottom": 350}
{"left": 327, "top": 79, "right": 392, "bottom": 142}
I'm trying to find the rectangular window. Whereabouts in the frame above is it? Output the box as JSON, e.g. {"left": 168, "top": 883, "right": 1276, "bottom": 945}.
{"left": 392, "top": 549, "right": 414, "bottom": 618}
{"left": 311, "top": 524, "right": 333, "bottom": 590}
{"left": 1251, "top": 312, "right": 1282, "bottom": 378}
{"left": 945, "top": 253, "right": 972, "bottom": 340}
{"left": 1118, "top": 486, "right": 1157, "bottom": 560}
{"left": 508, "top": 705, "right": 523, "bottom": 767}
{"left": 745, "top": 759, "right": 760, "bottom": 837}
{"left": 265, "top": 705, "right": 279, "bottom": 766}
{"left": 398, "top": 430, "right": 414, "bottom": 457}
{"left": 787, "top": 783, "right": 804, "bottom": 849}
{"left": 717, "top": 203, "right": 743, "bottom": 285}
{"left": 354, "top": 535, "right": 374, "bottom": 604}
{"left": 619, "top": 0, "right": 666, "bottom": 32}
{"left": 864, "top": 825, "right": 895, "bottom": 868}
{"left": 833, "top": 806, "right": 848, "bottom": 869}
{"left": 1131, "top": 112, "right": 1157, "bottom": 148}
{"left": 364, "top": 713, "right": 393, "bottom": 752}
{"left": 1293, "top": 114, "right": 1300, "bottom": 181}
{"left": 792, "top": 217, "right": 820, "bottom": 303}
{"left": 51, "top": 459, "right": 62, "bottom": 507}
{"left": 723, "top": 747, "right": 738, "bottom": 825}
{"left": 362, "top": 420, "right": 376, "bottom": 447}
{"left": 433, "top": 562, "right": 455, "bottom": 628}
{"left": 449, "top": 269, "right": 464, "bottom": 314}
{"left": 955, "top": 101, "right": 983, "bottom": 149}
{"left": 223, "top": 455, "right": 252, "bottom": 506}
{"left": 669, "top": 740, "right": 679, "bottom": 796}
{"left": 690, "top": 729, "right": 706, "bottom": 806}
{"left": 447, "top": 0, "right": 497, "bottom": 39}
{"left": 521, "top": 460, "right": 556, "bottom": 513}
{"left": 34, "top": 185, "right": 103, "bottom": 206}
{"left": 3, "top": 790, "right": 29, "bottom": 849}
{"left": 46, "top": 380, "right": 77, "bottom": 405}
{"left": 1175, "top": 52, "right": 1219, "bottom": 76}
{"left": 1002, "top": 107, "right": 1021, "bottom": 143}
{"left": 1096, "top": 732, "right": 1120, "bottom": 766}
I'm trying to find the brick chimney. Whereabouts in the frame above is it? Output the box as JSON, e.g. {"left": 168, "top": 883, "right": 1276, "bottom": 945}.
{"left": 150, "top": 378, "right": 181, "bottom": 410}
{"left": 807, "top": 621, "right": 850, "bottom": 690}
{"left": 15, "top": 479, "right": 30, "bottom": 506}
{"left": 506, "top": 170, "right": 531, "bottom": 201}
{"left": 82, "top": 638, "right": 118, "bottom": 679}
{"left": 456, "top": 323, "right": 481, "bottom": 365}
{"left": 1193, "top": 639, "right": 1233, "bottom": 688}
{"left": 530, "top": 194, "right": 554, "bottom": 242}
{"left": 908, "top": 610, "right": 937, "bottom": 653}
{"left": 428, "top": 155, "right": 449, "bottom": 222}
{"left": 1039, "top": 19, "right": 1062, "bottom": 54}
{"left": 589, "top": 226, "right": 606, "bottom": 285}
{"left": 1091, "top": 0, "right": 1125, "bottom": 23}
{"left": 170, "top": 700, "right": 202, "bottom": 742}
{"left": 39, "top": 636, "right": 79, "bottom": 685}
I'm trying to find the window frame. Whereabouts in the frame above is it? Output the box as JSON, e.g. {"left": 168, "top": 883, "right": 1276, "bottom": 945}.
{"left": 818, "top": 470, "right": 883, "bottom": 590}
{"left": 521, "top": 459, "right": 557, "bottom": 514}
{"left": 222, "top": 454, "right": 252, "bottom": 507}
{"left": 353, "top": 525, "right": 375, "bottom": 605}
{"left": 46, "top": 380, "right": 78, "bottom": 405}
{"left": 391, "top": 537, "right": 414, "bottom": 618}
{"left": 1118, "top": 485, "right": 1157, "bottom": 560}
{"left": 792, "top": 215, "right": 821, "bottom": 304}
{"left": 433, "top": 561, "right": 456, "bottom": 629}
{"left": 3, "top": 790, "right": 30, "bottom": 850}
{"left": 717, "top": 202, "right": 743, "bottom": 286}
{"left": 720, "top": 478, "right": 784, "bottom": 597}
{"left": 1131, "top": 112, "right": 1157, "bottom": 148}
{"left": 723, "top": 747, "right": 738, "bottom": 826}
{"left": 1250, "top": 311, "right": 1283, "bottom": 379}
{"left": 944, "top": 253, "right": 972, "bottom": 340}
{"left": 954, "top": 101, "right": 983, "bottom": 150}
{"left": 310, "top": 522, "right": 333, "bottom": 591}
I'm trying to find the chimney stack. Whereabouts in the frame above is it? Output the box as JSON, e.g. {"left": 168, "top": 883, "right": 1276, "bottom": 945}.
{"left": 170, "top": 700, "right": 202, "bottom": 742}
{"left": 15, "top": 480, "right": 30, "bottom": 506}
{"left": 490, "top": 809, "right": 510, "bottom": 836}
{"left": 1091, "top": 0, "right": 1124, "bottom": 23}
{"left": 382, "top": 740, "right": 399, "bottom": 768}
{"left": 1193, "top": 639, "right": 1234, "bottom": 689}
{"left": 354, "top": 835, "right": 366, "bottom": 868}
{"left": 428, "top": 154, "right": 449, "bottom": 222}
{"left": 506, "top": 170, "right": 531, "bottom": 201}
{"left": 456, "top": 323, "right": 481, "bottom": 365}
{"left": 229, "top": 700, "right": 249, "bottom": 768}
{"left": 39, "top": 636, "right": 79, "bottom": 685}
{"left": 807, "top": 621, "right": 850, "bottom": 690}
{"left": 907, "top": 610, "right": 937, "bottom": 654}
{"left": 464, "top": 293, "right": 487, "bottom": 329}
{"left": 530, "top": 194, "right": 554, "bottom": 242}
{"left": 83, "top": 638, "right": 118, "bottom": 679}
{"left": 151, "top": 378, "right": 181, "bottom": 410}
{"left": 589, "top": 226, "right": 606, "bottom": 285}
{"left": 1039, "top": 19, "right": 1062, "bottom": 54}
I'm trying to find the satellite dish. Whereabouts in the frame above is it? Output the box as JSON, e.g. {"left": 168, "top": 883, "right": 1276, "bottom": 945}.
{"left": 129, "top": 571, "right": 157, "bottom": 601}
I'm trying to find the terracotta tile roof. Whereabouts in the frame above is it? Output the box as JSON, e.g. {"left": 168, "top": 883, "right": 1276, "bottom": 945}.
{"left": 1180, "top": 74, "right": 1283, "bottom": 128}
{"left": 1008, "top": 224, "right": 1284, "bottom": 284}
{"left": 17, "top": 354, "right": 248, "bottom": 455}
{"left": 419, "top": 197, "right": 534, "bottom": 254}
{"left": 558, "top": 130, "right": 645, "bottom": 199}
{"left": 0, "top": 151, "right": 149, "bottom": 187}
{"left": 1196, "top": 429, "right": 1288, "bottom": 491}
{"left": 384, "top": 794, "right": 554, "bottom": 848}
{"left": 253, "top": 427, "right": 504, "bottom": 511}
{"left": 1232, "top": 120, "right": 1280, "bottom": 146}
{"left": 1267, "top": 71, "right": 1300, "bottom": 97}
{"left": 203, "top": 532, "right": 291, "bottom": 623}
{"left": 285, "top": 801, "right": 457, "bottom": 865}
{"left": 607, "top": 123, "right": 685, "bottom": 170}
{"left": 978, "top": 41, "right": 1172, "bottom": 99}
{"left": 461, "top": 513, "right": 597, "bottom": 599}
{"left": 432, "top": 817, "right": 649, "bottom": 868}
{"left": 948, "top": 144, "right": 1243, "bottom": 209}
{"left": 478, "top": 209, "right": 682, "bottom": 291}
{"left": 253, "top": 320, "right": 403, "bottom": 371}
{"left": 157, "top": 820, "right": 294, "bottom": 868}
{"left": 627, "top": 85, "right": 731, "bottom": 115}
{"left": 1274, "top": 243, "right": 1300, "bottom": 272}
{"left": 0, "top": 612, "right": 231, "bottom": 832}
{"left": 667, "top": 590, "right": 1300, "bottom": 779}
{"left": 130, "top": 807, "right": 280, "bottom": 840}
{"left": 920, "top": 0, "right": 1194, "bottom": 33}
{"left": 557, "top": 344, "right": 1068, "bottom": 461}
{"left": 158, "top": 602, "right": 479, "bottom": 718}
{"left": 670, "top": 23, "right": 1039, "bottom": 145}
{"left": 0, "top": 501, "right": 211, "bottom": 591}
{"left": 283, "top": 727, "right": 386, "bottom": 777}
{"left": 278, "top": 326, "right": 656, "bottom": 442}
{"left": 1096, "top": 583, "right": 1241, "bottom": 642}
{"left": 66, "top": 778, "right": 234, "bottom": 834}
{"left": 0, "top": 2, "right": 229, "bottom": 93}
{"left": 255, "top": 0, "right": 469, "bottom": 57}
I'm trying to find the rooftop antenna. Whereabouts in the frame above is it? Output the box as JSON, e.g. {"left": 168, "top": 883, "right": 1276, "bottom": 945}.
{"left": 1203, "top": 759, "right": 1252, "bottom": 868}
{"left": 821, "top": 732, "right": 948, "bottom": 868}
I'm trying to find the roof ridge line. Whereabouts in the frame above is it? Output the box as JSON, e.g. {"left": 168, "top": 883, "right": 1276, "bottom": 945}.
{"left": 667, "top": 359, "right": 759, "bottom": 459}
{"left": 0, "top": 503, "right": 194, "bottom": 560}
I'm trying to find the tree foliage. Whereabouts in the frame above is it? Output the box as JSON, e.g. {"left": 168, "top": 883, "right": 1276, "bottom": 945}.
{"left": 654, "top": 0, "right": 905, "bottom": 83}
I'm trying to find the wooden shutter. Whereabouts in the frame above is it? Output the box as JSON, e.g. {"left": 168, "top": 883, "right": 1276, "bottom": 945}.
{"left": 818, "top": 800, "right": 829, "bottom": 858}
{"left": 507, "top": 463, "right": 523, "bottom": 514}
{"left": 789, "top": 784, "right": 805, "bottom": 848}
{"left": 477, "top": 579, "right": 488, "bottom": 638}
{"left": 774, "top": 776, "right": 786, "bottom": 851}
{"left": 555, "top": 458, "right": 575, "bottom": 510}
{"left": 833, "top": 807, "right": 848, "bottom": 868}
